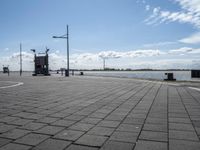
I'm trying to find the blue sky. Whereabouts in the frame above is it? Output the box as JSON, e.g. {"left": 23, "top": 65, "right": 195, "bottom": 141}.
{"left": 1, "top": 0, "right": 200, "bottom": 70}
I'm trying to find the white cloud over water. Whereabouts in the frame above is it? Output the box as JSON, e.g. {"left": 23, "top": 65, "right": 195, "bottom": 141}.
{"left": 0, "top": 48, "right": 199, "bottom": 71}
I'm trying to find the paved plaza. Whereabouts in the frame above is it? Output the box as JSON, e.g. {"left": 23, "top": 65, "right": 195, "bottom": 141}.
{"left": 0, "top": 74, "right": 200, "bottom": 150}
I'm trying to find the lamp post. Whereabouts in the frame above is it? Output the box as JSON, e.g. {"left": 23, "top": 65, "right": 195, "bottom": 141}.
{"left": 20, "top": 43, "right": 22, "bottom": 76}
{"left": 53, "top": 25, "right": 69, "bottom": 77}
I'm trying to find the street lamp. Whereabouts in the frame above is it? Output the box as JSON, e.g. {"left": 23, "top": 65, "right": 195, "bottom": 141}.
{"left": 53, "top": 25, "right": 70, "bottom": 77}
{"left": 20, "top": 43, "right": 22, "bottom": 76}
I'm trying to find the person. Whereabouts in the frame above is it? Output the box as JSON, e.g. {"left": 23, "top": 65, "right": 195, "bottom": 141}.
{"left": 7, "top": 68, "right": 9, "bottom": 76}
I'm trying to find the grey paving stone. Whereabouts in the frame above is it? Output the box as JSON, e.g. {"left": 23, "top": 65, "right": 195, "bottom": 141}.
{"left": 134, "top": 140, "right": 167, "bottom": 150}
{"left": 32, "top": 138, "right": 71, "bottom": 150}
{"left": 144, "top": 123, "right": 167, "bottom": 132}
{"left": 80, "top": 117, "right": 102, "bottom": 124}
{"left": 105, "top": 114, "right": 126, "bottom": 121}
{"left": 0, "top": 143, "right": 32, "bottom": 150}
{"left": 195, "top": 127, "right": 200, "bottom": 135}
{"left": 87, "top": 126, "right": 115, "bottom": 136}
{"left": 0, "top": 129, "right": 30, "bottom": 139}
{"left": 66, "top": 144, "right": 98, "bottom": 150}
{"left": 51, "top": 119, "right": 76, "bottom": 127}
{"left": 0, "top": 116, "right": 19, "bottom": 123}
{"left": 36, "top": 117, "right": 59, "bottom": 124}
{"left": 192, "top": 120, "right": 200, "bottom": 128}
{"left": 169, "top": 130, "right": 199, "bottom": 141}
{"left": 116, "top": 124, "right": 142, "bottom": 133}
{"left": 100, "top": 140, "right": 134, "bottom": 150}
{"left": 97, "top": 120, "right": 120, "bottom": 128}
{"left": 89, "top": 112, "right": 108, "bottom": 119}
{"left": 26, "top": 114, "right": 45, "bottom": 120}
{"left": 123, "top": 118, "right": 145, "bottom": 125}
{"left": 139, "top": 130, "right": 168, "bottom": 142}
{"left": 169, "top": 113, "right": 188, "bottom": 118}
{"left": 9, "top": 118, "right": 33, "bottom": 126}
{"left": 64, "top": 115, "right": 85, "bottom": 121}
{"left": 19, "top": 122, "right": 46, "bottom": 131}
{"left": 34, "top": 125, "right": 64, "bottom": 135}
{"left": 0, "top": 138, "right": 12, "bottom": 147}
{"left": 53, "top": 130, "right": 84, "bottom": 141}
{"left": 169, "top": 117, "right": 191, "bottom": 124}
{"left": 38, "top": 109, "right": 56, "bottom": 115}
{"left": 0, "top": 124, "right": 17, "bottom": 133}
{"left": 14, "top": 133, "right": 50, "bottom": 146}
{"left": 128, "top": 113, "right": 147, "bottom": 119}
{"left": 74, "top": 110, "right": 93, "bottom": 116}
{"left": 110, "top": 131, "right": 138, "bottom": 143}
{"left": 169, "top": 139, "right": 200, "bottom": 150}
{"left": 145, "top": 118, "right": 167, "bottom": 125}
{"left": 69, "top": 123, "right": 94, "bottom": 131}
{"left": 169, "top": 123, "right": 195, "bottom": 131}
{"left": 12, "top": 112, "right": 33, "bottom": 118}
{"left": 49, "top": 112, "right": 70, "bottom": 118}
{"left": 75, "top": 134, "right": 108, "bottom": 147}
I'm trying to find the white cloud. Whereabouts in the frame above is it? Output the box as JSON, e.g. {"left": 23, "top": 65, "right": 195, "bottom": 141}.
{"left": 145, "top": 0, "right": 200, "bottom": 28}
{"left": 55, "top": 50, "right": 60, "bottom": 54}
{"left": 136, "top": 0, "right": 146, "bottom": 4}
{"left": 168, "top": 47, "right": 200, "bottom": 55}
{"left": 145, "top": 5, "right": 150, "bottom": 11}
{"left": 0, "top": 48, "right": 200, "bottom": 70}
{"left": 179, "top": 32, "right": 200, "bottom": 44}
{"left": 168, "top": 47, "right": 193, "bottom": 54}
{"left": 99, "top": 49, "right": 162, "bottom": 59}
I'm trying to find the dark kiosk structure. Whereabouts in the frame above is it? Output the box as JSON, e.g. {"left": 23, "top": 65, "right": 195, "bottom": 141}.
{"left": 3, "top": 66, "right": 9, "bottom": 73}
{"left": 31, "top": 48, "right": 50, "bottom": 76}
{"left": 164, "top": 73, "right": 176, "bottom": 81}
{"left": 191, "top": 70, "right": 200, "bottom": 78}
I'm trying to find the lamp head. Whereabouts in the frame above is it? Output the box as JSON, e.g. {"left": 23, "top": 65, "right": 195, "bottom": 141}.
{"left": 30, "top": 49, "right": 36, "bottom": 53}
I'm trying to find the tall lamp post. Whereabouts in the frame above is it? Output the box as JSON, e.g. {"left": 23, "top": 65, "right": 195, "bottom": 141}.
{"left": 20, "top": 43, "right": 22, "bottom": 76}
{"left": 53, "top": 25, "right": 69, "bottom": 77}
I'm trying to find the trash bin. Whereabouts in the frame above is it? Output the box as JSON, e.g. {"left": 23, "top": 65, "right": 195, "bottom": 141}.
{"left": 164, "top": 73, "right": 176, "bottom": 81}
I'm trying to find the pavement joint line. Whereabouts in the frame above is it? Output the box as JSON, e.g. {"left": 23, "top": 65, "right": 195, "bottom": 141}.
{"left": 180, "top": 87, "right": 200, "bottom": 141}
{"left": 135, "top": 84, "right": 162, "bottom": 143}
{"left": 177, "top": 87, "right": 200, "bottom": 142}
{"left": 188, "top": 87, "right": 200, "bottom": 92}
{"left": 0, "top": 81, "right": 24, "bottom": 89}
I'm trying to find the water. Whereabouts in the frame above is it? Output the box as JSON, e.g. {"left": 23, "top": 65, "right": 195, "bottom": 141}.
{"left": 83, "top": 71, "right": 198, "bottom": 81}
{"left": 1, "top": 70, "right": 199, "bottom": 81}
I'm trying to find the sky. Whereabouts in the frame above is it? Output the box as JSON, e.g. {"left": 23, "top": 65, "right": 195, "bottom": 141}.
{"left": 0, "top": 0, "right": 200, "bottom": 70}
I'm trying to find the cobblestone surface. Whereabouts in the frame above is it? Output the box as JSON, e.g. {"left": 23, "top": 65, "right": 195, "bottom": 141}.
{"left": 0, "top": 75, "right": 200, "bottom": 149}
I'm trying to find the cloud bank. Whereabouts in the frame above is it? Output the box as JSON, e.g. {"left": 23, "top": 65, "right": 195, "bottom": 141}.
{"left": 0, "top": 48, "right": 199, "bottom": 71}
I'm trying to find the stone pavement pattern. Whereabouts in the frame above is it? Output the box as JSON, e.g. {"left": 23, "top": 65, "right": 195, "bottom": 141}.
{"left": 0, "top": 75, "right": 200, "bottom": 150}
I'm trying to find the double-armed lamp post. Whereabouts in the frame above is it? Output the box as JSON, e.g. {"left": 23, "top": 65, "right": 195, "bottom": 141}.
{"left": 53, "top": 25, "right": 70, "bottom": 77}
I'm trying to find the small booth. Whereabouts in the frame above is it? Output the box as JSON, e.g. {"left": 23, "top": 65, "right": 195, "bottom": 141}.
{"left": 191, "top": 70, "right": 200, "bottom": 78}
{"left": 3, "top": 66, "right": 9, "bottom": 73}
{"left": 31, "top": 48, "right": 50, "bottom": 76}
{"left": 164, "top": 73, "right": 176, "bottom": 81}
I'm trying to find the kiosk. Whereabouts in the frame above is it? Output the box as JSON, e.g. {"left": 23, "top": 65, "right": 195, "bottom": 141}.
{"left": 31, "top": 48, "right": 50, "bottom": 76}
